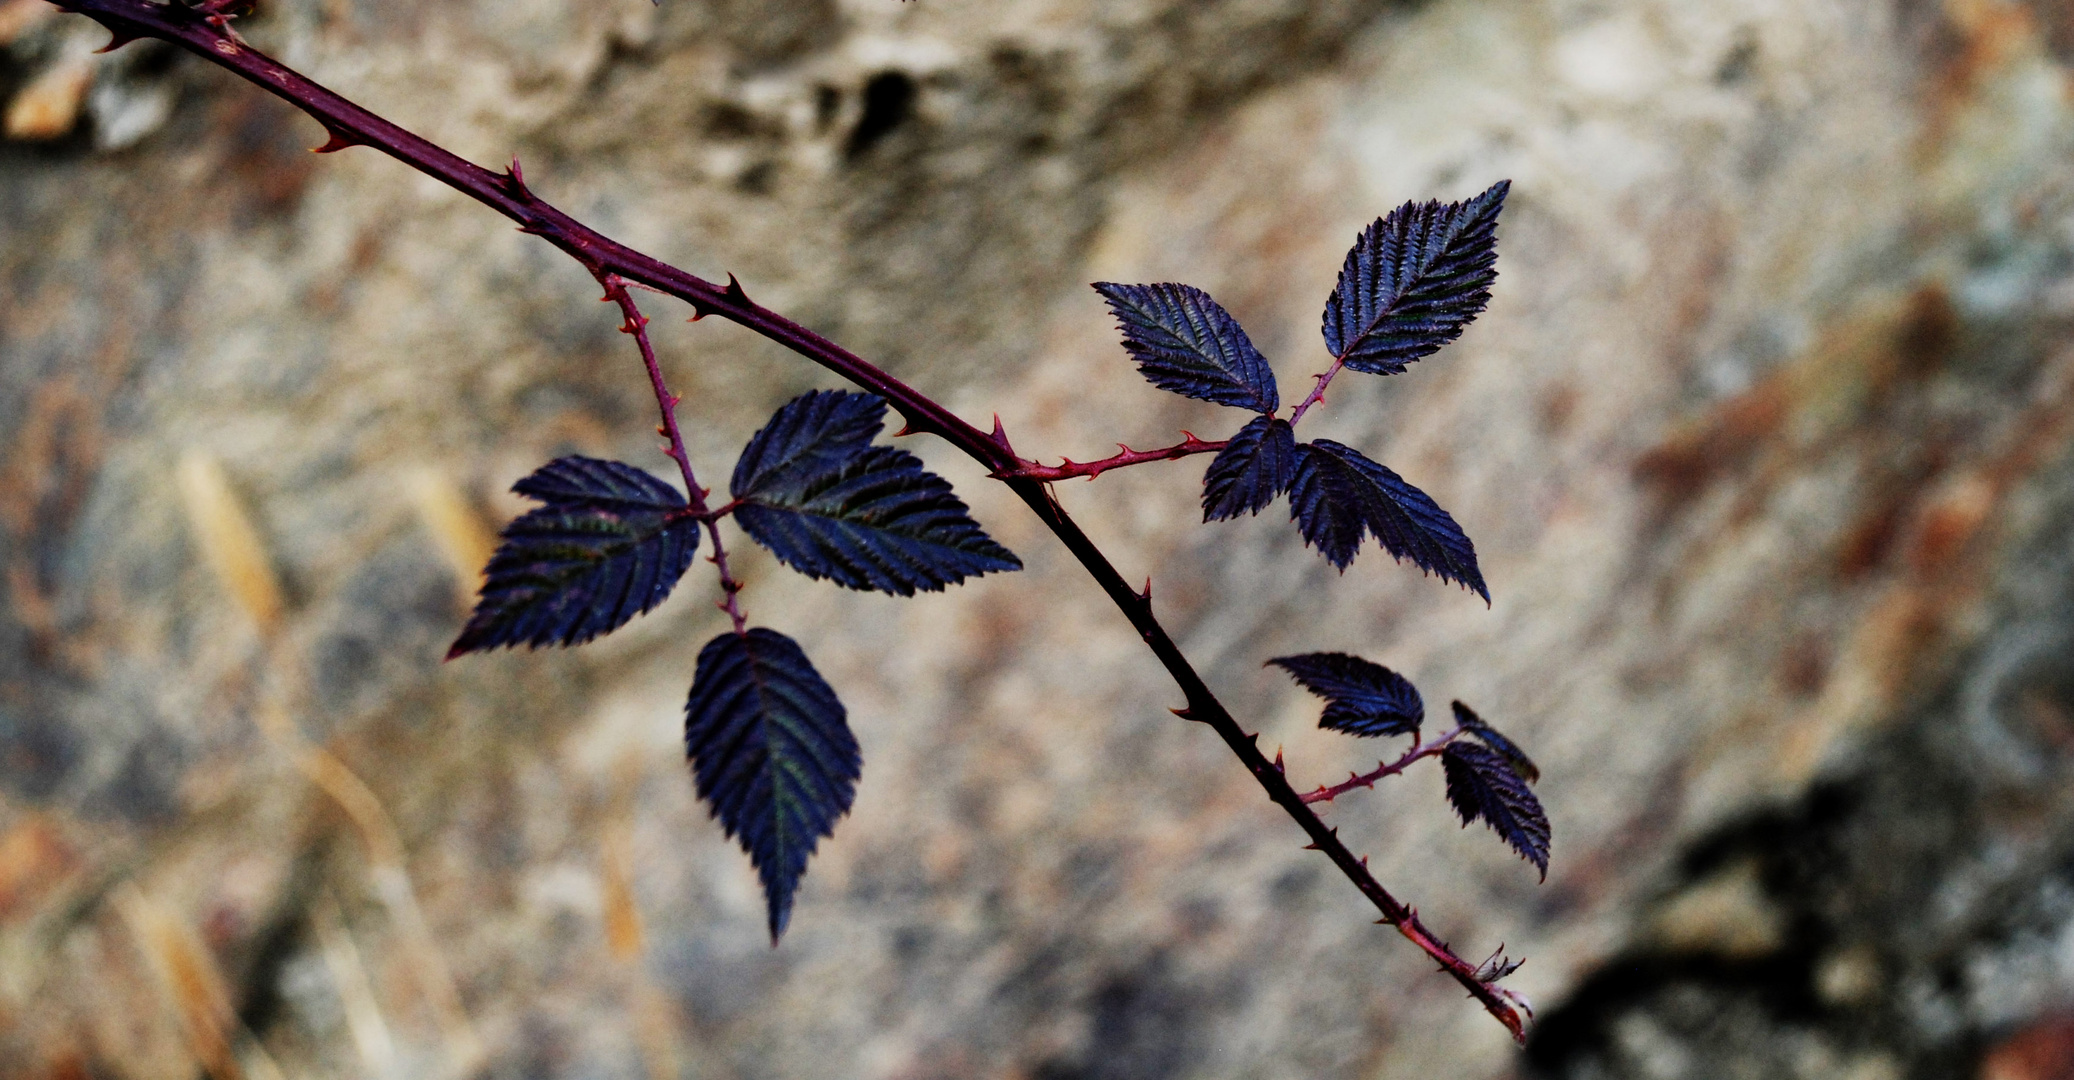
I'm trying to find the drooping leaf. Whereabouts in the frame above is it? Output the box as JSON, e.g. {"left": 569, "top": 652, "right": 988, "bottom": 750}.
{"left": 1442, "top": 741, "right": 1550, "bottom": 879}
{"left": 1093, "top": 282, "right": 1279, "bottom": 412}
{"left": 730, "top": 389, "right": 886, "bottom": 501}
{"left": 1202, "top": 415, "right": 1297, "bottom": 521}
{"left": 1268, "top": 652, "right": 1423, "bottom": 738}
{"left": 731, "top": 392, "right": 1020, "bottom": 595}
{"left": 684, "top": 628, "right": 860, "bottom": 942}
{"left": 1452, "top": 700, "right": 1538, "bottom": 783}
{"left": 448, "top": 457, "right": 698, "bottom": 658}
{"left": 1322, "top": 179, "right": 1508, "bottom": 375}
{"left": 1288, "top": 440, "right": 1487, "bottom": 600}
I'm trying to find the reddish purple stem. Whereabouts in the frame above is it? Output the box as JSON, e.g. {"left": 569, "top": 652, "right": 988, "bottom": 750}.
{"left": 1002, "top": 432, "right": 1228, "bottom": 482}
{"left": 1286, "top": 356, "right": 1349, "bottom": 428}
{"left": 599, "top": 274, "right": 748, "bottom": 637}
{"left": 1300, "top": 724, "right": 1465, "bottom": 805}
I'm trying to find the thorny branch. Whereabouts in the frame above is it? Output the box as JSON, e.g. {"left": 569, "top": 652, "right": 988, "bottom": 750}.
{"left": 1301, "top": 723, "right": 1467, "bottom": 805}
{"left": 51, "top": 0, "right": 1531, "bottom": 1038}
{"left": 998, "top": 432, "right": 1228, "bottom": 482}
{"left": 1286, "top": 356, "right": 1348, "bottom": 428}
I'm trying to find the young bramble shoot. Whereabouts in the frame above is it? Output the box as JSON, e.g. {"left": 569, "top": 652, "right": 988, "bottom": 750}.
{"left": 1093, "top": 182, "right": 1505, "bottom": 595}
{"left": 45, "top": 0, "right": 1549, "bottom": 1031}
{"left": 450, "top": 390, "right": 1017, "bottom": 943}
{"left": 1277, "top": 654, "right": 1549, "bottom": 878}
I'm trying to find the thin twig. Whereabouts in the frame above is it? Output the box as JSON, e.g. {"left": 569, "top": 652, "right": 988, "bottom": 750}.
{"left": 1285, "top": 356, "right": 1347, "bottom": 428}
{"left": 1300, "top": 724, "right": 1465, "bottom": 804}
{"left": 53, "top": 0, "right": 1529, "bottom": 1038}
{"left": 598, "top": 273, "right": 750, "bottom": 636}
{"left": 998, "top": 432, "right": 1228, "bottom": 482}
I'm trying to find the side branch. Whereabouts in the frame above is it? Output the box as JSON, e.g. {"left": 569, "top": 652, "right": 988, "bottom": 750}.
{"left": 1286, "top": 357, "right": 1348, "bottom": 428}
{"left": 1000, "top": 433, "right": 1227, "bottom": 482}
{"left": 56, "top": 0, "right": 1527, "bottom": 1039}
{"left": 1300, "top": 725, "right": 1465, "bottom": 804}
{"left": 598, "top": 274, "right": 748, "bottom": 636}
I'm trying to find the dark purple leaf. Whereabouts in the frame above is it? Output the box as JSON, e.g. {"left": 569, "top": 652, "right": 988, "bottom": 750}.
{"left": 1093, "top": 282, "right": 1279, "bottom": 412}
{"left": 684, "top": 628, "right": 860, "bottom": 942}
{"left": 1288, "top": 440, "right": 1487, "bottom": 600}
{"left": 730, "top": 389, "right": 887, "bottom": 501}
{"left": 1323, "top": 180, "right": 1508, "bottom": 375}
{"left": 1202, "top": 415, "right": 1296, "bottom": 521}
{"left": 1453, "top": 700, "right": 1538, "bottom": 783}
{"left": 1268, "top": 652, "right": 1423, "bottom": 738}
{"left": 732, "top": 392, "right": 1020, "bottom": 595}
{"left": 1442, "top": 741, "right": 1550, "bottom": 879}
{"left": 448, "top": 457, "right": 698, "bottom": 658}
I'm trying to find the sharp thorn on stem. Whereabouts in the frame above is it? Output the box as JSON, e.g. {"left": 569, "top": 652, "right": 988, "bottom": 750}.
{"left": 1138, "top": 578, "right": 1152, "bottom": 603}
{"left": 722, "top": 273, "right": 750, "bottom": 306}
{"left": 311, "top": 132, "right": 356, "bottom": 154}
{"left": 94, "top": 30, "right": 141, "bottom": 53}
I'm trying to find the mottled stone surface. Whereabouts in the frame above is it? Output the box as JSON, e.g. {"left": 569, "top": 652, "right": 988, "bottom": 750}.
{"left": 3, "top": 1, "right": 2074, "bottom": 1078}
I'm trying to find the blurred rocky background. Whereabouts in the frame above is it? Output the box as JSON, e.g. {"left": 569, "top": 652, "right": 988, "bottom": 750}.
{"left": 4, "top": 0, "right": 2074, "bottom": 1077}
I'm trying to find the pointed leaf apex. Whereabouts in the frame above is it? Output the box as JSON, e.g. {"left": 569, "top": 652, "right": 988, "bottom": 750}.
{"left": 1093, "top": 281, "right": 1280, "bottom": 411}
{"left": 1323, "top": 179, "right": 1509, "bottom": 374}
{"left": 686, "top": 628, "right": 859, "bottom": 944}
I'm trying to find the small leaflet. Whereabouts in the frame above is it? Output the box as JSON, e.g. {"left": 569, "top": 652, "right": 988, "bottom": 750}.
{"left": 1441, "top": 741, "right": 1551, "bottom": 880}
{"left": 1322, "top": 180, "right": 1509, "bottom": 375}
{"left": 447, "top": 457, "right": 699, "bottom": 657}
{"left": 732, "top": 392, "right": 1020, "bottom": 595}
{"left": 1268, "top": 652, "right": 1424, "bottom": 738}
{"left": 1202, "top": 415, "right": 1297, "bottom": 521}
{"left": 684, "top": 628, "right": 861, "bottom": 942}
{"left": 1288, "top": 440, "right": 1487, "bottom": 600}
{"left": 1093, "top": 282, "right": 1280, "bottom": 412}
{"left": 1452, "top": 700, "right": 1538, "bottom": 783}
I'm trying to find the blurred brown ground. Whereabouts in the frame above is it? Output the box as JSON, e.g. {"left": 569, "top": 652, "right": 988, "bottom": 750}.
{"left": 4, "top": 0, "right": 2074, "bottom": 1077}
